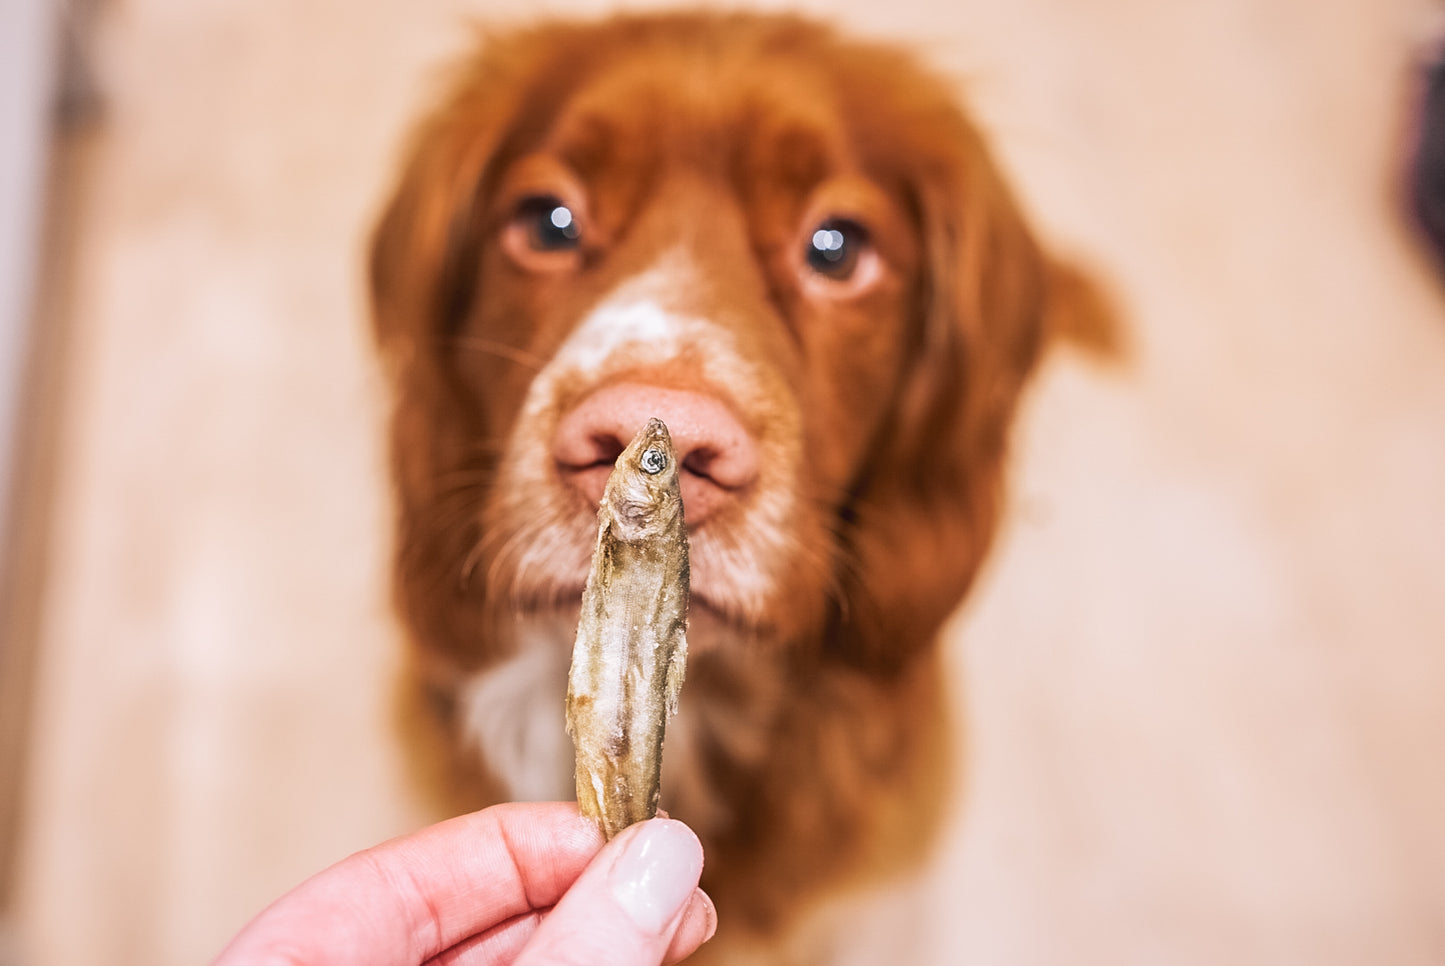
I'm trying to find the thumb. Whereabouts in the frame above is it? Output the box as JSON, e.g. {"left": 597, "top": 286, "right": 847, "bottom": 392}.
{"left": 514, "top": 818, "right": 716, "bottom": 966}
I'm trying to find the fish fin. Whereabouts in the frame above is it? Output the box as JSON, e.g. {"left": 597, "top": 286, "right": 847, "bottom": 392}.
{"left": 664, "top": 631, "right": 687, "bottom": 718}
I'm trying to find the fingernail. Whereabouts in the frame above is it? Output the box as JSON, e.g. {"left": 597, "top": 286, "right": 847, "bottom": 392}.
{"left": 695, "top": 889, "right": 719, "bottom": 943}
{"left": 608, "top": 819, "right": 704, "bottom": 933}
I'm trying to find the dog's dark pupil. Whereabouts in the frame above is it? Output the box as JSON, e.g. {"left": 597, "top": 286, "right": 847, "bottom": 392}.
{"left": 521, "top": 197, "right": 581, "bottom": 251}
{"left": 806, "top": 219, "right": 865, "bottom": 279}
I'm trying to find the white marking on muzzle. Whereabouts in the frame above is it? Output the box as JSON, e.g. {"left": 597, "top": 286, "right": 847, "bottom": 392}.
{"left": 491, "top": 247, "right": 804, "bottom": 628}
{"left": 517, "top": 250, "right": 767, "bottom": 421}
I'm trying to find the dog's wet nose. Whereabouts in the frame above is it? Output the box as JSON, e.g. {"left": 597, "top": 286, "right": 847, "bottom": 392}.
{"left": 552, "top": 383, "right": 759, "bottom": 526}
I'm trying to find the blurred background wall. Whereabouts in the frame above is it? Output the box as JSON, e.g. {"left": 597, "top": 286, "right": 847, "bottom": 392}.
{"left": 0, "top": 0, "right": 62, "bottom": 958}
{"left": 3, "top": 0, "right": 1445, "bottom": 964}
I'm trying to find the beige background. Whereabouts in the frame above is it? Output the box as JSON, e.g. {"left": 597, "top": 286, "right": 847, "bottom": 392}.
{"left": 7, "top": 0, "right": 1445, "bottom": 963}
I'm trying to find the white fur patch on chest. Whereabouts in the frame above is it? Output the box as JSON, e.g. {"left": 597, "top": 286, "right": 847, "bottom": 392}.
{"left": 455, "top": 617, "right": 575, "bottom": 802}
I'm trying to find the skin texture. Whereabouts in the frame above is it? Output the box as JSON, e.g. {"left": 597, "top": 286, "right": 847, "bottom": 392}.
{"left": 567, "top": 419, "right": 690, "bottom": 839}
{"left": 211, "top": 803, "right": 716, "bottom": 966}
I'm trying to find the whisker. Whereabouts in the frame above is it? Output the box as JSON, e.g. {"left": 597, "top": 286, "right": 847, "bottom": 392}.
{"left": 462, "top": 508, "right": 522, "bottom": 591}
{"left": 446, "top": 336, "right": 547, "bottom": 373}
{"left": 460, "top": 533, "right": 489, "bottom": 589}
{"left": 485, "top": 517, "right": 538, "bottom": 600}
{"left": 509, "top": 502, "right": 589, "bottom": 608}
{"left": 779, "top": 492, "right": 861, "bottom": 614}
{"left": 432, "top": 466, "right": 501, "bottom": 492}
{"left": 788, "top": 530, "right": 851, "bottom": 616}
{"left": 794, "top": 479, "right": 855, "bottom": 509}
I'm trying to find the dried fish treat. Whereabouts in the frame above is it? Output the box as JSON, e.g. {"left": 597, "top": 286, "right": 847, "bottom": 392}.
{"left": 565, "top": 417, "right": 690, "bottom": 838}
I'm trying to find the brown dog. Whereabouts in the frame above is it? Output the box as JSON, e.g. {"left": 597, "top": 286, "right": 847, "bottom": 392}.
{"left": 369, "top": 11, "right": 1107, "bottom": 962}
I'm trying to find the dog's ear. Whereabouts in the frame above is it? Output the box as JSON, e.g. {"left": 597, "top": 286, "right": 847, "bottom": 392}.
{"left": 370, "top": 55, "right": 516, "bottom": 368}
{"left": 368, "top": 22, "right": 609, "bottom": 500}
{"left": 1043, "top": 256, "right": 1126, "bottom": 359}
{"left": 368, "top": 27, "right": 598, "bottom": 671}
{"left": 366, "top": 44, "right": 527, "bottom": 584}
{"left": 369, "top": 22, "right": 606, "bottom": 357}
{"left": 832, "top": 118, "right": 1116, "bottom": 673}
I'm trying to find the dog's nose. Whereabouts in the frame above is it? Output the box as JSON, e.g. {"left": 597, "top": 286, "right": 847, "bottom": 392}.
{"left": 552, "top": 383, "right": 759, "bottom": 526}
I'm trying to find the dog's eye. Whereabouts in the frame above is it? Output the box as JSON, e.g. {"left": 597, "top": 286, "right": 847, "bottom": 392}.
{"left": 515, "top": 196, "right": 582, "bottom": 251}
{"left": 805, "top": 219, "right": 868, "bottom": 280}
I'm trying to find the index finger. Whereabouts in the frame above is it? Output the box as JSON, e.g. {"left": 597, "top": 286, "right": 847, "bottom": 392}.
{"left": 213, "top": 801, "right": 606, "bottom": 966}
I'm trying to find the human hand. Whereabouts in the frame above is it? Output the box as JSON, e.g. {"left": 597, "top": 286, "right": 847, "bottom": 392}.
{"left": 213, "top": 801, "right": 716, "bottom": 965}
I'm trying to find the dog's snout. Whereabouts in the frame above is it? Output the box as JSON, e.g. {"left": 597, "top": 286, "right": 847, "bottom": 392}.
{"left": 552, "top": 382, "right": 759, "bottom": 526}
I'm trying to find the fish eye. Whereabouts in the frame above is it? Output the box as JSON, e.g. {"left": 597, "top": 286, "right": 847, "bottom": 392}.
{"left": 640, "top": 447, "right": 667, "bottom": 475}
{"left": 805, "top": 218, "right": 869, "bottom": 280}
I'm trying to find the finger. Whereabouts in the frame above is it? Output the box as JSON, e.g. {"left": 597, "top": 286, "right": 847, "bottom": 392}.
{"left": 422, "top": 911, "right": 541, "bottom": 966}
{"left": 663, "top": 891, "right": 718, "bottom": 966}
{"left": 514, "top": 819, "right": 716, "bottom": 966}
{"left": 420, "top": 862, "right": 715, "bottom": 966}
{"left": 420, "top": 885, "right": 715, "bottom": 966}
{"left": 213, "top": 802, "right": 605, "bottom": 966}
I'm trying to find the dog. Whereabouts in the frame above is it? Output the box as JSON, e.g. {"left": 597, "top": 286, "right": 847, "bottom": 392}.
{"left": 368, "top": 11, "right": 1110, "bottom": 962}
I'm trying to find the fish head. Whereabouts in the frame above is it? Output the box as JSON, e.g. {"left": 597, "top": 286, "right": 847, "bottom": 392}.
{"left": 604, "top": 417, "right": 684, "bottom": 541}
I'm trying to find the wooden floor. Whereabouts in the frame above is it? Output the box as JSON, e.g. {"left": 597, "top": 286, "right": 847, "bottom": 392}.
{"left": 8, "top": 0, "right": 1445, "bottom": 963}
